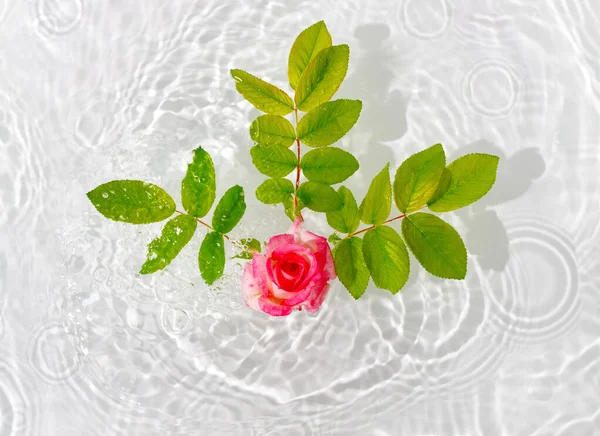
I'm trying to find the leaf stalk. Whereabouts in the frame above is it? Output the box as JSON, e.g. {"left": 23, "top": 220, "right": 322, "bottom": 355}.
{"left": 175, "top": 210, "right": 245, "bottom": 249}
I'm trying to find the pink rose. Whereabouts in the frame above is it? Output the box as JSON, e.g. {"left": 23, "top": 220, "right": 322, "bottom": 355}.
{"left": 242, "top": 219, "right": 336, "bottom": 316}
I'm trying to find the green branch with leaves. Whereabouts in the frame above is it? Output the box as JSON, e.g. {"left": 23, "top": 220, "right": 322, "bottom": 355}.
{"left": 86, "top": 20, "right": 500, "bottom": 305}
{"left": 86, "top": 146, "right": 257, "bottom": 285}
{"left": 230, "top": 21, "right": 500, "bottom": 299}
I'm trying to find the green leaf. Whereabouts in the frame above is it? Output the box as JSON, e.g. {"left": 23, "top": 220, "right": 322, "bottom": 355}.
{"left": 283, "top": 196, "right": 304, "bottom": 221}
{"left": 181, "top": 146, "right": 216, "bottom": 218}
{"left": 359, "top": 163, "right": 392, "bottom": 225}
{"left": 335, "top": 237, "right": 370, "bottom": 299}
{"left": 300, "top": 147, "right": 359, "bottom": 184}
{"left": 427, "top": 168, "right": 452, "bottom": 205}
{"left": 256, "top": 178, "right": 294, "bottom": 204}
{"left": 328, "top": 233, "right": 342, "bottom": 245}
{"left": 230, "top": 69, "right": 294, "bottom": 116}
{"left": 212, "top": 185, "right": 246, "bottom": 234}
{"left": 249, "top": 115, "right": 296, "bottom": 147}
{"left": 232, "top": 251, "right": 254, "bottom": 260}
{"left": 294, "top": 45, "right": 350, "bottom": 112}
{"left": 427, "top": 153, "right": 500, "bottom": 212}
{"left": 198, "top": 231, "right": 225, "bottom": 285}
{"left": 297, "top": 99, "right": 362, "bottom": 147}
{"left": 140, "top": 214, "right": 197, "bottom": 274}
{"left": 288, "top": 21, "right": 332, "bottom": 90}
{"left": 297, "top": 181, "right": 343, "bottom": 212}
{"left": 241, "top": 238, "right": 262, "bottom": 253}
{"left": 87, "top": 180, "right": 175, "bottom": 224}
{"left": 401, "top": 212, "right": 467, "bottom": 279}
{"left": 362, "top": 226, "right": 410, "bottom": 294}
{"left": 394, "top": 143, "right": 446, "bottom": 213}
{"left": 250, "top": 144, "right": 297, "bottom": 178}
{"left": 326, "top": 186, "right": 360, "bottom": 234}
{"left": 233, "top": 238, "right": 262, "bottom": 260}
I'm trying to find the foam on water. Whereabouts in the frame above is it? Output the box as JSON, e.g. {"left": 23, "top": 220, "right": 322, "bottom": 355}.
{"left": 1, "top": 0, "right": 600, "bottom": 434}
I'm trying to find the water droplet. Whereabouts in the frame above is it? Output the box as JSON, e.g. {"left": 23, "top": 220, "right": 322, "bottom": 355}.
{"left": 102, "top": 193, "right": 108, "bottom": 198}
{"left": 160, "top": 305, "right": 190, "bottom": 335}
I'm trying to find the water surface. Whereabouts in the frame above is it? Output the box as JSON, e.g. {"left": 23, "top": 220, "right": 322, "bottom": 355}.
{"left": 1, "top": 0, "right": 600, "bottom": 434}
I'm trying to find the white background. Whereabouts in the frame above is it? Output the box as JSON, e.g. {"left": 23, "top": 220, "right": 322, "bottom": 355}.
{"left": 1, "top": 0, "right": 599, "bottom": 434}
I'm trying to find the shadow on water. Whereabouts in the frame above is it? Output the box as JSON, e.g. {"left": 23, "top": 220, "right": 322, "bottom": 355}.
{"left": 341, "top": 23, "right": 409, "bottom": 179}
{"left": 452, "top": 140, "right": 546, "bottom": 271}
{"left": 343, "top": 24, "right": 546, "bottom": 274}
{"left": 233, "top": 23, "right": 545, "bottom": 275}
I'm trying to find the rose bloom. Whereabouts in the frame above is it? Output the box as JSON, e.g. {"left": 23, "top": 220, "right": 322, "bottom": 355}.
{"left": 242, "top": 219, "right": 336, "bottom": 316}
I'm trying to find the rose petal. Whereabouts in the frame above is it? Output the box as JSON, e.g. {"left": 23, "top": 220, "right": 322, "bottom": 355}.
{"left": 268, "top": 281, "right": 300, "bottom": 301}
{"left": 303, "top": 282, "right": 330, "bottom": 313}
{"left": 288, "top": 221, "right": 336, "bottom": 280}
{"left": 273, "top": 261, "right": 305, "bottom": 290}
{"left": 241, "top": 263, "right": 261, "bottom": 312}
{"left": 321, "top": 241, "right": 336, "bottom": 280}
{"left": 289, "top": 219, "right": 322, "bottom": 251}
{"left": 270, "top": 251, "right": 309, "bottom": 290}
{"left": 265, "top": 233, "right": 295, "bottom": 256}
{"left": 243, "top": 221, "right": 336, "bottom": 317}
{"left": 258, "top": 297, "right": 293, "bottom": 316}
{"left": 273, "top": 245, "right": 319, "bottom": 293}
{"left": 251, "top": 254, "right": 270, "bottom": 297}
{"left": 281, "top": 272, "right": 327, "bottom": 307}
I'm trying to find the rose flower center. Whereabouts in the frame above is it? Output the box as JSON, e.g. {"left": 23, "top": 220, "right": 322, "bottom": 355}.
{"left": 270, "top": 250, "right": 311, "bottom": 292}
{"left": 281, "top": 261, "right": 300, "bottom": 275}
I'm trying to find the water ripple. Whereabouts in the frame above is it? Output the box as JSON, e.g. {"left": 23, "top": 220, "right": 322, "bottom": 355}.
{"left": 462, "top": 59, "right": 522, "bottom": 119}
{"left": 34, "top": 0, "right": 84, "bottom": 36}
{"left": 2, "top": 0, "right": 599, "bottom": 433}
{"left": 0, "top": 358, "right": 41, "bottom": 436}
{"left": 0, "top": 0, "right": 9, "bottom": 27}
{"left": 54, "top": 203, "right": 431, "bottom": 430}
{"left": 0, "top": 250, "right": 6, "bottom": 343}
{"left": 0, "top": 90, "right": 47, "bottom": 233}
{"left": 398, "top": 0, "right": 453, "bottom": 40}
{"left": 407, "top": 265, "right": 512, "bottom": 397}
{"left": 483, "top": 217, "right": 580, "bottom": 344}
{"left": 28, "top": 321, "right": 80, "bottom": 383}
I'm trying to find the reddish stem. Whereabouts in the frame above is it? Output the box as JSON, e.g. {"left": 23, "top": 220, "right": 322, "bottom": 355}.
{"left": 293, "top": 107, "right": 304, "bottom": 222}
{"left": 345, "top": 213, "right": 408, "bottom": 238}
{"left": 175, "top": 210, "right": 244, "bottom": 249}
